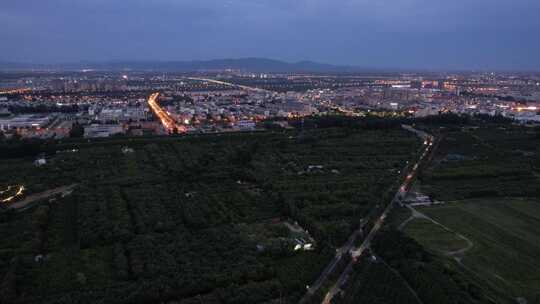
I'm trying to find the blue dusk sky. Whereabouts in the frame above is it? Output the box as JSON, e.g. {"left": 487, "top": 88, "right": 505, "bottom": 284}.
{"left": 1, "top": 0, "right": 539, "bottom": 70}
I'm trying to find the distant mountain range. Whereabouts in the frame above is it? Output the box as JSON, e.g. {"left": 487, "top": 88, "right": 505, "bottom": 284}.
{"left": 0, "top": 58, "right": 363, "bottom": 73}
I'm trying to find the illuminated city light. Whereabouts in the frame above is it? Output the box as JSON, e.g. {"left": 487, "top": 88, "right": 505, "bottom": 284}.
{"left": 147, "top": 93, "right": 186, "bottom": 133}
{"left": 514, "top": 106, "right": 538, "bottom": 112}
{"left": 0, "top": 185, "right": 25, "bottom": 203}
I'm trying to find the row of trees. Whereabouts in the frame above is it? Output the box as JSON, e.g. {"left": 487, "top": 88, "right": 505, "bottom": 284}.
{"left": 0, "top": 122, "right": 427, "bottom": 303}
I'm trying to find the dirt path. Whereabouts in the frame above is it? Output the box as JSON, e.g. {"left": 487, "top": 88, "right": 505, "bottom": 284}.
{"left": 402, "top": 205, "right": 531, "bottom": 303}
{"left": 400, "top": 205, "right": 474, "bottom": 257}
{"left": 398, "top": 207, "right": 422, "bottom": 231}
{"left": 7, "top": 184, "right": 77, "bottom": 210}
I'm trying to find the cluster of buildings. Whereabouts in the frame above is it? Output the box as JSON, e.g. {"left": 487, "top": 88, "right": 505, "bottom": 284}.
{"left": 1, "top": 71, "right": 539, "bottom": 139}
{"left": 153, "top": 89, "right": 318, "bottom": 132}
{"left": 299, "top": 76, "right": 540, "bottom": 122}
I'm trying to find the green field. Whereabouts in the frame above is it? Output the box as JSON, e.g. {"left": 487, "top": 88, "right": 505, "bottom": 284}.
{"left": 0, "top": 127, "right": 419, "bottom": 304}
{"left": 408, "top": 198, "right": 540, "bottom": 303}
{"left": 404, "top": 218, "right": 470, "bottom": 254}
{"left": 401, "top": 125, "right": 540, "bottom": 303}
{"left": 2, "top": 118, "right": 537, "bottom": 304}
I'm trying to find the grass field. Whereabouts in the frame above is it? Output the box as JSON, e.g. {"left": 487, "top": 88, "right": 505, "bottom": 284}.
{"left": 410, "top": 198, "right": 540, "bottom": 303}
{"left": 404, "top": 218, "right": 470, "bottom": 254}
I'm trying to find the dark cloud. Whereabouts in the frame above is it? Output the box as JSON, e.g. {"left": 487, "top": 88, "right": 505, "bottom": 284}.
{"left": 1, "top": 0, "right": 539, "bottom": 69}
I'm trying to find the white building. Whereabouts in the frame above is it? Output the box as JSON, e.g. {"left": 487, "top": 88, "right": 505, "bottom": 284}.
{"left": 84, "top": 124, "right": 124, "bottom": 138}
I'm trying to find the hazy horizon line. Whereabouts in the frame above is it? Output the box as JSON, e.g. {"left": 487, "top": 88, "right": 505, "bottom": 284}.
{"left": 1, "top": 57, "right": 540, "bottom": 74}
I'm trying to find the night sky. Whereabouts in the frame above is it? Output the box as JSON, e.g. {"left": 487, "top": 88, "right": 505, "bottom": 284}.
{"left": 1, "top": 0, "right": 539, "bottom": 70}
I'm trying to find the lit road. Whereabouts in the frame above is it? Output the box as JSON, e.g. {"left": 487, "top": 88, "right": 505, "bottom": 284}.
{"left": 0, "top": 185, "right": 25, "bottom": 203}
{"left": 7, "top": 184, "right": 77, "bottom": 210}
{"left": 300, "top": 220, "right": 367, "bottom": 302}
{"left": 308, "top": 126, "right": 436, "bottom": 304}
{"left": 187, "top": 77, "right": 270, "bottom": 93}
{"left": 147, "top": 92, "right": 186, "bottom": 133}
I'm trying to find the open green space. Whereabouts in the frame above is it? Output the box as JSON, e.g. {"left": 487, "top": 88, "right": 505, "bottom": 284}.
{"left": 341, "top": 123, "right": 540, "bottom": 304}
{"left": 0, "top": 127, "right": 419, "bottom": 304}
{"left": 404, "top": 218, "right": 470, "bottom": 254}
{"left": 399, "top": 125, "right": 540, "bottom": 303}
{"left": 368, "top": 229, "right": 499, "bottom": 304}
{"left": 415, "top": 198, "right": 540, "bottom": 303}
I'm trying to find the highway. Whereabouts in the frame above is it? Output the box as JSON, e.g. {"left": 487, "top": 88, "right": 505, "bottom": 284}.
{"left": 302, "top": 126, "right": 435, "bottom": 304}
{"left": 147, "top": 92, "right": 185, "bottom": 133}
{"left": 187, "top": 77, "right": 270, "bottom": 93}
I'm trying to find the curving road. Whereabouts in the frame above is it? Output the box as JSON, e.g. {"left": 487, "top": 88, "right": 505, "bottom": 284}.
{"left": 401, "top": 204, "right": 474, "bottom": 257}
{"left": 0, "top": 185, "right": 25, "bottom": 203}
{"left": 7, "top": 184, "right": 77, "bottom": 210}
